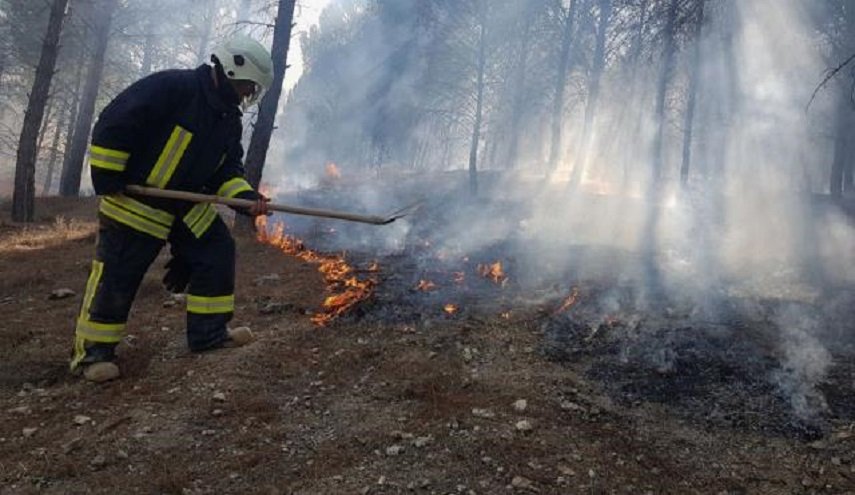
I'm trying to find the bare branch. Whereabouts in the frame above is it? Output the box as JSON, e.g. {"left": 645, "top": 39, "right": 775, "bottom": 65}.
{"left": 806, "top": 52, "right": 855, "bottom": 112}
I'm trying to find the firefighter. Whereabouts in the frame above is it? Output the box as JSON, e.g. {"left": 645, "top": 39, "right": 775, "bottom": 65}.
{"left": 71, "top": 34, "right": 275, "bottom": 382}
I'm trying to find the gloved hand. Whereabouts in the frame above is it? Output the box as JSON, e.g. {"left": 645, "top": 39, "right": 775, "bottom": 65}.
{"left": 247, "top": 192, "right": 271, "bottom": 217}
{"left": 163, "top": 255, "right": 191, "bottom": 294}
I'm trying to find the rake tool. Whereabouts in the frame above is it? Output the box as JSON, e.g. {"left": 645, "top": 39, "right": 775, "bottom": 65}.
{"left": 125, "top": 185, "right": 422, "bottom": 225}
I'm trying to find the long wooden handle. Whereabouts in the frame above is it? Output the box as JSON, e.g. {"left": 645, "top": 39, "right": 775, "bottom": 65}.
{"left": 125, "top": 185, "right": 395, "bottom": 225}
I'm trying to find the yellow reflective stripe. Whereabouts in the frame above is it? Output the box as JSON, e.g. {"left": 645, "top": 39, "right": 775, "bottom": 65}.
{"left": 91, "top": 159, "right": 126, "bottom": 172}
{"left": 70, "top": 336, "right": 86, "bottom": 371}
{"left": 193, "top": 207, "right": 218, "bottom": 238}
{"left": 74, "top": 260, "right": 125, "bottom": 344}
{"left": 75, "top": 319, "right": 125, "bottom": 343}
{"left": 216, "top": 178, "right": 253, "bottom": 198}
{"left": 100, "top": 200, "right": 171, "bottom": 239}
{"left": 104, "top": 194, "right": 174, "bottom": 226}
{"left": 187, "top": 294, "right": 235, "bottom": 314}
{"left": 183, "top": 203, "right": 218, "bottom": 238}
{"left": 146, "top": 126, "right": 193, "bottom": 188}
{"left": 79, "top": 260, "right": 104, "bottom": 320}
{"left": 183, "top": 203, "right": 209, "bottom": 228}
{"left": 91, "top": 145, "right": 130, "bottom": 160}
{"left": 89, "top": 145, "right": 129, "bottom": 172}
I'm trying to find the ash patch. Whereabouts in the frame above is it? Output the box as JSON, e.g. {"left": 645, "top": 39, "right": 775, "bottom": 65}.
{"left": 542, "top": 296, "right": 855, "bottom": 441}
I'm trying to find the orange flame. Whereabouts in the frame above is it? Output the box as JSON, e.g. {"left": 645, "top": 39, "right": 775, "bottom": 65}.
{"left": 256, "top": 216, "right": 375, "bottom": 326}
{"left": 553, "top": 287, "right": 579, "bottom": 315}
{"left": 415, "top": 279, "right": 437, "bottom": 291}
{"left": 477, "top": 261, "right": 507, "bottom": 286}
{"left": 444, "top": 304, "right": 458, "bottom": 315}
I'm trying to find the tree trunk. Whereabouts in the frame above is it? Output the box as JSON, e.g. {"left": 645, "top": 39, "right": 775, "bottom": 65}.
{"left": 244, "top": 0, "right": 297, "bottom": 189}
{"left": 571, "top": 0, "right": 612, "bottom": 187}
{"left": 468, "top": 1, "right": 488, "bottom": 197}
{"left": 651, "top": 0, "right": 679, "bottom": 184}
{"left": 59, "top": 49, "right": 86, "bottom": 193}
{"left": 11, "top": 0, "right": 69, "bottom": 222}
{"left": 505, "top": 7, "right": 535, "bottom": 170}
{"left": 680, "top": 0, "right": 705, "bottom": 186}
{"left": 830, "top": 103, "right": 851, "bottom": 198}
{"left": 620, "top": 0, "right": 648, "bottom": 188}
{"left": 196, "top": 0, "right": 218, "bottom": 65}
{"left": 43, "top": 105, "right": 68, "bottom": 194}
{"left": 548, "top": 0, "right": 578, "bottom": 172}
{"left": 36, "top": 100, "right": 55, "bottom": 155}
{"left": 59, "top": 0, "right": 118, "bottom": 197}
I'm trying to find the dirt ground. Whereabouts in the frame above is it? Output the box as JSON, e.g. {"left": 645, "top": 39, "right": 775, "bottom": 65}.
{"left": 0, "top": 198, "right": 853, "bottom": 495}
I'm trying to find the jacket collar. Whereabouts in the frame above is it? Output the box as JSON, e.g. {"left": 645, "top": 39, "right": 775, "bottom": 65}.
{"left": 195, "top": 65, "right": 242, "bottom": 116}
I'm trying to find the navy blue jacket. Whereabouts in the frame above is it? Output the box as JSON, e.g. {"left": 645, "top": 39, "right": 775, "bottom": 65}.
{"left": 89, "top": 65, "right": 258, "bottom": 216}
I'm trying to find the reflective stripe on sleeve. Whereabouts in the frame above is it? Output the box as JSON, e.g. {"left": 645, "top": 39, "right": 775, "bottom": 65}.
{"left": 89, "top": 145, "right": 130, "bottom": 172}
{"left": 216, "top": 177, "right": 253, "bottom": 198}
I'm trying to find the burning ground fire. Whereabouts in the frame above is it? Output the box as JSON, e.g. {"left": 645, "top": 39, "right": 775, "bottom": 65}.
{"left": 477, "top": 261, "right": 507, "bottom": 286}
{"left": 255, "top": 216, "right": 376, "bottom": 326}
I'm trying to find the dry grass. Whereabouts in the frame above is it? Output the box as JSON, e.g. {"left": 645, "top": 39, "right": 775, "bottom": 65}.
{"left": 0, "top": 196, "right": 99, "bottom": 252}
{"left": 0, "top": 215, "right": 97, "bottom": 253}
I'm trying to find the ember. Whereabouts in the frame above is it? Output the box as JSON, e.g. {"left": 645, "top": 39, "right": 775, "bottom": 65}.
{"left": 256, "top": 216, "right": 375, "bottom": 326}
{"left": 415, "top": 279, "right": 437, "bottom": 291}
{"left": 477, "top": 261, "right": 507, "bottom": 286}
{"left": 553, "top": 287, "right": 579, "bottom": 315}
{"left": 443, "top": 304, "right": 458, "bottom": 315}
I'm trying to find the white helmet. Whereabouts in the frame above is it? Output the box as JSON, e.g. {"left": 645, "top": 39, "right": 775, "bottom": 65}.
{"left": 211, "top": 34, "right": 274, "bottom": 110}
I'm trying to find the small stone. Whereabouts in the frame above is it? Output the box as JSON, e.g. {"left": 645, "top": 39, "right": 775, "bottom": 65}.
{"left": 49, "top": 288, "right": 76, "bottom": 300}
{"left": 90, "top": 454, "right": 107, "bottom": 468}
{"left": 515, "top": 420, "right": 533, "bottom": 432}
{"left": 513, "top": 399, "right": 528, "bottom": 412}
{"left": 117, "top": 450, "right": 129, "bottom": 459}
{"left": 831, "top": 457, "right": 842, "bottom": 466}
{"left": 8, "top": 406, "right": 30, "bottom": 415}
{"left": 22, "top": 427, "right": 38, "bottom": 438}
{"left": 255, "top": 274, "right": 281, "bottom": 285}
{"left": 386, "top": 445, "right": 404, "bottom": 456}
{"left": 162, "top": 300, "right": 177, "bottom": 308}
{"left": 202, "top": 429, "right": 216, "bottom": 436}
{"left": 212, "top": 392, "right": 226, "bottom": 402}
{"left": 212, "top": 409, "right": 224, "bottom": 417}
{"left": 557, "top": 464, "right": 576, "bottom": 477}
{"left": 560, "top": 401, "right": 584, "bottom": 412}
{"left": 62, "top": 437, "right": 83, "bottom": 454}
{"left": 472, "top": 408, "right": 495, "bottom": 419}
{"left": 73, "top": 415, "right": 92, "bottom": 425}
{"left": 511, "top": 475, "right": 534, "bottom": 490}
{"left": 413, "top": 436, "right": 432, "bottom": 448}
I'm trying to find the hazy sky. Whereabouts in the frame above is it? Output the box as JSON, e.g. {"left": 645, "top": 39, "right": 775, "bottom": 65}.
{"left": 284, "top": 0, "right": 332, "bottom": 90}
